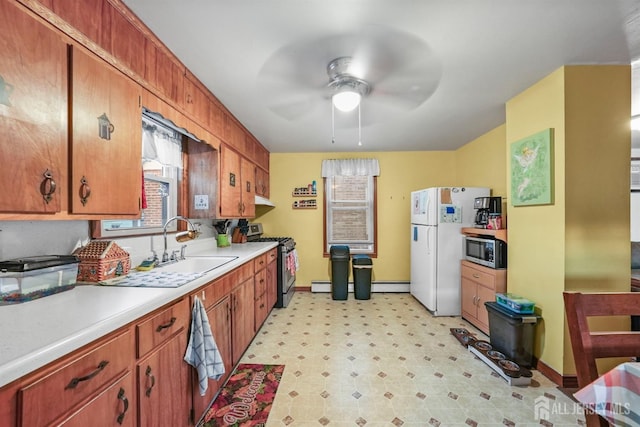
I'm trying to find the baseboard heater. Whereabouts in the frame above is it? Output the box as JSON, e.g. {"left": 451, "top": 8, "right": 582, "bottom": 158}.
{"left": 310, "top": 280, "right": 410, "bottom": 293}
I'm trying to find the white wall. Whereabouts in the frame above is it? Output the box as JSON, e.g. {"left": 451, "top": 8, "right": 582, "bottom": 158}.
{"left": 0, "top": 219, "right": 218, "bottom": 265}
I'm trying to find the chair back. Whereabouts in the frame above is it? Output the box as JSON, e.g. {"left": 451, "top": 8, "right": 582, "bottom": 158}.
{"left": 563, "top": 291, "right": 640, "bottom": 388}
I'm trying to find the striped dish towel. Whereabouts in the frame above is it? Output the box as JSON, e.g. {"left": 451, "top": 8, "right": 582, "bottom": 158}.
{"left": 184, "top": 296, "right": 225, "bottom": 395}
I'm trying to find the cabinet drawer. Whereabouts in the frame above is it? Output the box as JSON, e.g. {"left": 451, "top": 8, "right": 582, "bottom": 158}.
{"left": 57, "top": 372, "right": 135, "bottom": 427}
{"left": 136, "top": 298, "right": 189, "bottom": 358}
{"left": 254, "top": 253, "right": 267, "bottom": 271}
{"left": 266, "top": 248, "right": 277, "bottom": 264}
{"left": 197, "top": 276, "right": 232, "bottom": 309}
{"left": 461, "top": 263, "right": 496, "bottom": 290}
{"left": 19, "top": 329, "right": 133, "bottom": 427}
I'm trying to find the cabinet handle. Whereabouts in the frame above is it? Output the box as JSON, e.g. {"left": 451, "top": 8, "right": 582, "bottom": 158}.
{"left": 65, "top": 360, "right": 109, "bottom": 389}
{"left": 472, "top": 273, "right": 480, "bottom": 278}
{"left": 156, "top": 316, "right": 176, "bottom": 332}
{"left": 145, "top": 366, "right": 155, "bottom": 397}
{"left": 79, "top": 176, "right": 91, "bottom": 206}
{"left": 116, "top": 387, "right": 129, "bottom": 425}
{"left": 40, "top": 169, "right": 56, "bottom": 204}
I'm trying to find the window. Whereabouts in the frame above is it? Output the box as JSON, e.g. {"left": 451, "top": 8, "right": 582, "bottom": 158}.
{"left": 322, "top": 159, "right": 379, "bottom": 256}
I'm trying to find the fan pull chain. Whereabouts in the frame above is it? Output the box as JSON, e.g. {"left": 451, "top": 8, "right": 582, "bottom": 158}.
{"left": 358, "top": 103, "right": 362, "bottom": 146}
{"left": 331, "top": 102, "right": 335, "bottom": 144}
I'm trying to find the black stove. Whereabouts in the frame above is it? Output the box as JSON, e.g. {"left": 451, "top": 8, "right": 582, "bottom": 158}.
{"left": 246, "top": 224, "right": 296, "bottom": 308}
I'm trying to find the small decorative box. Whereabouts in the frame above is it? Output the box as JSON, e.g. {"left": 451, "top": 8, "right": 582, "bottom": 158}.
{"left": 74, "top": 241, "right": 130, "bottom": 282}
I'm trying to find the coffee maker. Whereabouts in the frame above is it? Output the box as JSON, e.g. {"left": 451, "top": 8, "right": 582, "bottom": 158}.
{"left": 473, "top": 197, "right": 501, "bottom": 228}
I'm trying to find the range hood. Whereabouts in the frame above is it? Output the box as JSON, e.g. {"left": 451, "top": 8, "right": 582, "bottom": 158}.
{"left": 255, "top": 195, "right": 275, "bottom": 207}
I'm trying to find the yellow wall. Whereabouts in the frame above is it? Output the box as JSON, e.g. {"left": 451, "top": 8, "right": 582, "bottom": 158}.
{"left": 257, "top": 151, "right": 457, "bottom": 286}
{"left": 505, "top": 65, "right": 631, "bottom": 375}
{"left": 455, "top": 124, "right": 507, "bottom": 210}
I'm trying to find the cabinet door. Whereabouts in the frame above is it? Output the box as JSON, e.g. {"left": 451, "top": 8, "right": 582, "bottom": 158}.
{"left": 58, "top": 372, "right": 135, "bottom": 427}
{"left": 137, "top": 333, "right": 190, "bottom": 427}
{"left": 191, "top": 296, "right": 232, "bottom": 420}
{"left": 70, "top": 46, "right": 141, "bottom": 215}
{"left": 240, "top": 156, "right": 255, "bottom": 217}
{"left": 461, "top": 278, "right": 478, "bottom": 321}
{"left": 187, "top": 138, "right": 218, "bottom": 219}
{"left": 183, "top": 77, "right": 210, "bottom": 128}
{"left": 475, "top": 284, "right": 496, "bottom": 331}
{"left": 254, "top": 269, "right": 268, "bottom": 330}
{"left": 219, "top": 144, "right": 242, "bottom": 217}
{"left": 231, "top": 278, "right": 255, "bottom": 364}
{"left": 0, "top": 0, "right": 67, "bottom": 213}
{"left": 266, "top": 256, "right": 278, "bottom": 310}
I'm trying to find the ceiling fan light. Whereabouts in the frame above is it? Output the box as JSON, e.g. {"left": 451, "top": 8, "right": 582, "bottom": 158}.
{"left": 332, "top": 91, "right": 361, "bottom": 112}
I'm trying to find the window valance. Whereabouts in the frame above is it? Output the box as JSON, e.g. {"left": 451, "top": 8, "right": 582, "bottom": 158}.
{"left": 321, "top": 158, "right": 380, "bottom": 177}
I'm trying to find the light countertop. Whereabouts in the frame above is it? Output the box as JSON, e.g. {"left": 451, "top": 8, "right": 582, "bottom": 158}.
{"left": 0, "top": 239, "right": 277, "bottom": 388}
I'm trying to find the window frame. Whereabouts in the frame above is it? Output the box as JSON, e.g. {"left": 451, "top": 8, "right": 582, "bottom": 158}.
{"left": 323, "top": 175, "right": 378, "bottom": 257}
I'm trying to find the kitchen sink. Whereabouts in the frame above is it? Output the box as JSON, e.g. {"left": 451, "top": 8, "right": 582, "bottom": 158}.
{"left": 156, "top": 256, "right": 238, "bottom": 274}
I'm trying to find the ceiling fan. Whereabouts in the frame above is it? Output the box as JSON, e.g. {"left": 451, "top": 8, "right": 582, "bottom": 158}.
{"left": 256, "top": 26, "right": 442, "bottom": 127}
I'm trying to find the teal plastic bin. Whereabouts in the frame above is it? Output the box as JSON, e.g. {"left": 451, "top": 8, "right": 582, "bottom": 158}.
{"left": 330, "top": 246, "right": 350, "bottom": 300}
{"left": 352, "top": 254, "right": 372, "bottom": 300}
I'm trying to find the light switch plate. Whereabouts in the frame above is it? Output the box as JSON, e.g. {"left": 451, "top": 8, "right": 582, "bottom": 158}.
{"left": 194, "top": 195, "right": 209, "bottom": 210}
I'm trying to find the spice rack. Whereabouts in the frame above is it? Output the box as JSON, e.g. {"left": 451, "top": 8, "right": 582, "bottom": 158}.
{"left": 292, "top": 184, "right": 317, "bottom": 209}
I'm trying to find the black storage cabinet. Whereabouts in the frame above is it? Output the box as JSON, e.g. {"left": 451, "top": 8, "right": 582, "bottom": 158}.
{"left": 352, "top": 254, "right": 373, "bottom": 300}
{"left": 329, "top": 245, "right": 350, "bottom": 300}
{"left": 485, "top": 302, "right": 540, "bottom": 368}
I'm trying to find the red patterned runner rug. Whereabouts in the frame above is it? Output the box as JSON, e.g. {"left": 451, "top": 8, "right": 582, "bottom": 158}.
{"left": 198, "top": 364, "right": 285, "bottom": 427}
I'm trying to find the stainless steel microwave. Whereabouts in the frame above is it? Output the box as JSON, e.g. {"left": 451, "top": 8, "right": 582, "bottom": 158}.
{"left": 464, "top": 236, "right": 507, "bottom": 269}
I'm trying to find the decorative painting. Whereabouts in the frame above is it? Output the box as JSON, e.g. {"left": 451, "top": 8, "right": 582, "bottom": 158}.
{"left": 510, "top": 128, "right": 554, "bottom": 206}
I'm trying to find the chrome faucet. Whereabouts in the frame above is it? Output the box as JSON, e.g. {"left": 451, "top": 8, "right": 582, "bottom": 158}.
{"left": 162, "top": 216, "right": 200, "bottom": 263}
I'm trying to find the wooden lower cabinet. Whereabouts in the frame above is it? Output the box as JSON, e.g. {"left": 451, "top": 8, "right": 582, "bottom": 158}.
{"left": 2, "top": 254, "right": 277, "bottom": 426}
{"left": 58, "top": 372, "right": 135, "bottom": 427}
{"left": 266, "top": 250, "right": 278, "bottom": 310}
{"left": 191, "top": 295, "right": 232, "bottom": 421}
{"left": 136, "top": 332, "right": 190, "bottom": 427}
{"left": 231, "top": 277, "right": 255, "bottom": 365}
{"left": 18, "top": 329, "right": 134, "bottom": 427}
{"left": 460, "top": 260, "right": 507, "bottom": 335}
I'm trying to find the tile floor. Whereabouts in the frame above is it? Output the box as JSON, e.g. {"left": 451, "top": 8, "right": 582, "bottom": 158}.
{"left": 240, "top": 292, "right": 585, "bottom": 426}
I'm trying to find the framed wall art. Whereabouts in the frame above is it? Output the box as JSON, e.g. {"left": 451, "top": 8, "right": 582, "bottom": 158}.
{"left": 510, "top": 128, "right": 554, "bottom": 206}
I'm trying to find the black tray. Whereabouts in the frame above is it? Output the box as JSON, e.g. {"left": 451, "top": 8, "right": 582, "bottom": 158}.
{"left": 0, "top": 255, "right": 80, "bottom": 272}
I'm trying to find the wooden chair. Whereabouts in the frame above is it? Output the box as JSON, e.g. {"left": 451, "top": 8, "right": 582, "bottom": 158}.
{"left": 563, "top": 291, "right": 640, "bottom": 427}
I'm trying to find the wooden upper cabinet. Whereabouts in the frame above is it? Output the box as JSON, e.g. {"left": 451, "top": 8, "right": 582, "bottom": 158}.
{"left": 0, "top": 0, "right": 67, "bottom": 214}
{"left": 255, "top": 167, "right": 269, "bottom": 198}
{"left": 241, "top": 156, "right": 256, "bottom": 217}
{"left": 209, "top": 102, "right": 225, "bottom": 140}
{"left": 186, "top": 138, "right": 218, "bottom": 219}
{"left": 219, "top": 144, "right": 255, "bottom": 218}
{"left": 183, "top": 75, "right": 210, "bottom": 128}
{"left": 70, "top": 46, "right": 142, "bottom": 215}
{"left": 48, "top": 0, "right": 111, "bottom": 49}
{"left": 219, "top": 144, "right": 242, "bottom": 217}
{"left": 223, "top": 115, "right": 245, "bottom": 152}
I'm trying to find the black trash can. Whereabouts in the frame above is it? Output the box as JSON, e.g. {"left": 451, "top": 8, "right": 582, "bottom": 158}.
{"left": 352, "top": 254, "right": 372, "bottom": 300}
{"left": 330, "top": 245, "right": 350, "bottom": 300}
{"left": 485, "top": 301, "right": 540, "bottom": 368}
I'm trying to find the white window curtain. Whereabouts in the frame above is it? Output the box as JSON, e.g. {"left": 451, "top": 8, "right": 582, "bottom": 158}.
{"left": 321, "top": 158, "right": 380, "bottom": 177}
{"left": 323, "top": 158, "right": 379, "bottom": 254}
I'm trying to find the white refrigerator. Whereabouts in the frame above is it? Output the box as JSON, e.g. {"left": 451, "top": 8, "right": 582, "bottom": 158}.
{"left": 410, "top": 187, "right": 489, "bottom": 316}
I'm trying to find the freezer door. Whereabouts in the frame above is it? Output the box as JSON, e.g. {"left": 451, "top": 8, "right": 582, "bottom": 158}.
{"left": 411, "top": 188, "right": 439, "bottom": 226}
{"left": 410, "top": 224, "right": 437, "bottom": 311}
